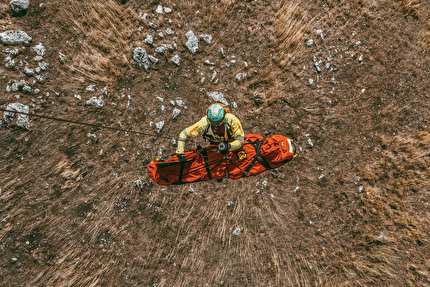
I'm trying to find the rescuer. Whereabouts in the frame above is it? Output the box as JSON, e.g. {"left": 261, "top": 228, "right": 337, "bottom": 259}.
{"left": 176, "top": 103, "right": 244, "bottom": 162}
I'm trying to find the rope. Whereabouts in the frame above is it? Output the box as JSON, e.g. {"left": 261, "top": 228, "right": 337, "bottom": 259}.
{"left": 0, "top": 107, "right": 173, "bottom": 140}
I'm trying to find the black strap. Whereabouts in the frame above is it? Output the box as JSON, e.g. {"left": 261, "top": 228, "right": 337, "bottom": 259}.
{"left": 243, "top": 137, "right": 271, "bottom": 177}
{"left": 201, "top": 149, "right": 213, "bottom": 179}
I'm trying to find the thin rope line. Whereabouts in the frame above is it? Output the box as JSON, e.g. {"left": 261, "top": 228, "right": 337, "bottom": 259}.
{"left": 0, "top": 107, "right": 173, "bottom": 139}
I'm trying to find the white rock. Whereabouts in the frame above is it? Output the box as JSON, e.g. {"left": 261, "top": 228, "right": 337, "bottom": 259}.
{"left": 308, "top": 79, "right": 314, "bottom": 85}
{"left": 24, "top": 66, "right": 34, "bottom": 76}
{"left": 164, "top": 7, "right": 172, "bottom": 13}
{"left": 74, "top": 94, "right": 81, "bottom": 100}
{"left": 86, "top": 85, "right": 96, "bottom": 91}
{"left": 156, "top": 96, "right": 164, "bottom": 102}
{"left": 0, "top": 30, "right": 32, "bottom": 45}
{"left": 171, "top": 54, "right": 180, "bottom": 66}
{"left": 232, "top": 227, "right": 242, "bottom": 236}
{"left": 86, "top": 96, "right": 105, "bottom": 107}
{"left": 208, "top": 91, "right": 228, "bottom": 105}
{"left": 32, "top": 43, "right": 45, "bottom": 57}
{"left": 306, "top": 39, "right": 314, "bottom": 47}
{"left": 200, "top": 34, "right": 212, "bottom": 44}
{"left": 155, "top": 44, "right": 173, "bottom": 54}
{"left": 235, "top": 73, "right": 247, "bottom": 80}
{"left": 155, "top": 121, "right": 164, "bottom": 133}
{"left": 148, "top": 55, "right": 158, "bottom": 65}
{"left": 172, "top": 107, "right": 180, "bottom": 119}
{"left": 156, "top": 5, "right": 163, "bottom": 14}
{"left": 10, "top": 0, "right": 29, "bottom": 13}
{"left": 176, "top": 100, "right": 184, "bottom": 106}
{"left": 139, "top": 12, "right": 148, "bottom": 20}
{"left": 165, "top": 28, "right": 173, "bottom": 35}
{"left": 133, "top": 47, "right": 149, "bottom": 71}
{"left": 144, "top": 34, "right": 153, "bottom": 45}
{"left": 4, "top": 102, "right": 30, "bottom": 129}
{"left": 185, "top": 31, "right": 198, "bottom": 53}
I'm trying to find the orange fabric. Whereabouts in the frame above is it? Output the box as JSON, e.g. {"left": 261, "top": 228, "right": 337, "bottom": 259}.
{"left": 148, "top": 134, "right": 295, "bottom": 186}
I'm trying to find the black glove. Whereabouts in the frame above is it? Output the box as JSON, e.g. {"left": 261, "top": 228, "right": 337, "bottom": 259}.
{"left": 218, "top": 142, "right": 231, "bottom": 155}
{"left": 177, "top": 153, "right": 187, "bottom": 163}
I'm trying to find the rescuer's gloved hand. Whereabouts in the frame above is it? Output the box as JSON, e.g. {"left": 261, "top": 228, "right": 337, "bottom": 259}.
{"left": 218, "top": 142, "right": 231, "bottom": 155}
{"left": 177, "top": 153, "right": 187, "bottom": 163}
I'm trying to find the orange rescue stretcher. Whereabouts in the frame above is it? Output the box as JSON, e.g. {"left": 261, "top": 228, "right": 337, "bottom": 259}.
{"left": 147, "top": 134, "right": 296, "bottom": 186}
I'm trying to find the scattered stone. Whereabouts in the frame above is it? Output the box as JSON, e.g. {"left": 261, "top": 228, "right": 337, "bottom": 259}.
{"left": 164, "top": 7, "right": 172, "bottom": 13}
{"left": 74, "top": 94, "right": 81, "bottom": 100}
{"left": 12, "top": 258, "right": 18, "bottom": 262}
{"left": 12, "top": 82, "right": 20, "bottom": 91}
{"left": 185, "top": 31, "right": 198, "bottom": 53}
{"left": 133, "top": 47, "right": 149, "bottom": 71}
{"left": 308, "top": 78, "right": 314, "bottom": 85}
{"left": 200, "top": 77, "right": 205, "bottom": 83}
{"left": 208, "top": 91, "right": 228, "bottom": 105}
{"left": 355, "top": 41, "right": 361, "bottom": 46}
{"left": 86, "top": 85, "right": 96, "bottom": 91}
{"left": 155, "top": 44, "right": 173, "bottom": 54}
{"left": 5, "top": 48, "right": 19, "bottom": 56}
{"left": 24, "top": 66, "right": 34, "bottom": 76}
{"left": 325, "top": 62, "right": 330, "bottom": 69}
{"left": 149, "top": 22, "right": 157, "bottom": 28}
{"left": 172, "top": 107, "right": 180, "bottom": 119}
{"left": 219, "top": 47, "right": 225, "bottom": 58}
{"left": 4, "top": 102, "right": 30, "bottom": 129}
{"left": 359, "top": 55, "right": 363, "bottom": 63}
{"left": 171, "top": 54, "right": 180, "bottom": 66}
{"left": 10, "top": 0, "right": 29, "bottom": 15}
{"left": 200, "top": 34, "right": 212, "bottom": 44}
{"left": 22, "top": 85, "right": 31, "bottom": 93}
{"left": 227, "top": 201, "right": 234, "bottom": 207}
{"left": 86, "top": 96, "right": 105, "bottom": 107}
{"left": 35, "top": 75, "right": 45, "bottom": 82}
{"left": 38, "top": 62, "right": 49, "bottom": 71}
{"left": 253, "top": 93, "right": 261, "bottom": 105}
{"left": 235, "top": 73, "right": 247, "bottom": 80}
{"left": 165, "top": 28, "right": 173, "bottom": 36}
{"left": 0, "top": 30, "right": 32, "bottom": 45}
{"left": 156, "top": 5, "right": 163, "bottom": 14}
{"left": 156, "top": 96, "right": 164, "bottom": 102}
{"left": 159, "top": 32, "right": 164, "bottom": 39}
{"left": 0, "top": 187, "right": 2, "bottom": 195}
{"left": 32, "top": 43, "right": 45, "bottom": 57}
{"left": 145, "top": 34, "right": 154, "bottom": 45}
{"left": 139, "top": 12, "right": 148, "bottom": 20}
{"left": 148, "top": 55, "right": 159, "bottom": 65}
{"left": 316, "top": 29, "right": 323, "bottom": 38}
{"left": 59, "top": 52, "right": 67, "bottom": 64}
{"left": 4, "top": 56, "right": 15, "bottom": 67}
{"left": 155, "top": 121, "right": 164, "bottom": 133}
{"left": 34, "top": 55, "right": 43, "bottom": 61}
{"left": 204, "top": 60, "right": 214, "bottom": 66}
{"left": 189, "top": 187, "right": 194, "bottom": 193}
{"left": 34, "top": 88, "right": 39, "bottom": 93}
{"left": 232, "top": 227, "right": 242, "bottom": 236}
{"left": 306, "top": 39, "right": 314, "bottom": 47}
{"left": 314, "top": 63, "right": 321, "bottom": 73}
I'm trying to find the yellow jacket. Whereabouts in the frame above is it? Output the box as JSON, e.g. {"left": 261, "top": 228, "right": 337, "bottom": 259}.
{"left": 176, "top": 113, "right": 244, "bottom": 154}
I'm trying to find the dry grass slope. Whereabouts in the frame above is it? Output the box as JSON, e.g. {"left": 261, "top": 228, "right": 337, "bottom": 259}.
{"left": 335, "top": 132, "right": 430, "bottom": 285}
{"left": 59, "top": 0, "right": 140, "bottom": 84}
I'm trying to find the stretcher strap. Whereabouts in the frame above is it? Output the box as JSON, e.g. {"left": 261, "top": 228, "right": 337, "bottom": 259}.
{"left": 201, "top": 149, "right": 213, "bottom": 179}
{"left": 243, "top": 137, "right": 271, "bottom": 176}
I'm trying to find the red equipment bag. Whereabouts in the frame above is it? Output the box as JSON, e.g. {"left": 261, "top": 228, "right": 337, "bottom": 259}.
{"left": 147, "top": 134, "right": 296, "bottom": 186}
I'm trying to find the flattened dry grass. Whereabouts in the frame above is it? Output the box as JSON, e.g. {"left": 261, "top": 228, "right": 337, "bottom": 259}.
{"left": 59, "top": 0, "right": 139, "bottom": 84}
{"left": 336, "top": 132, "right": 430, "bottom": 285}
{"left": 248, "top": 0, "right": 314, "bottom": 111}
{"left": 398, "top": 0, "right": 421, "bottom": 18}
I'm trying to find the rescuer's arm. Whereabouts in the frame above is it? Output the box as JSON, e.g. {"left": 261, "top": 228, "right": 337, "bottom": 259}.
{"left": 227, "top": 114, "right": 245, "bottom": 151}
{"left": 176, "top": 117, "right": 208, "bottom": 154}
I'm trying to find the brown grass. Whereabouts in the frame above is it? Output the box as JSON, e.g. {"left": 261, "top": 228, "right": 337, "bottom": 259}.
{"left": 398, "top": 0, "right": 421, "bottom": 18}
{"left": 335, "top": 132, "right": 430, "bottom": 285}
{"left": 247, "top": 0, "right": 314, "bottom": 111}
{"left": 59, "top": 0, "right": 140, "bottom": 84}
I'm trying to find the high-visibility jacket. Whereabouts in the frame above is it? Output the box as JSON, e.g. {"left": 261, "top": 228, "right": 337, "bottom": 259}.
{"left": 176, "top": 113, "right": 244, "bottom": 154}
